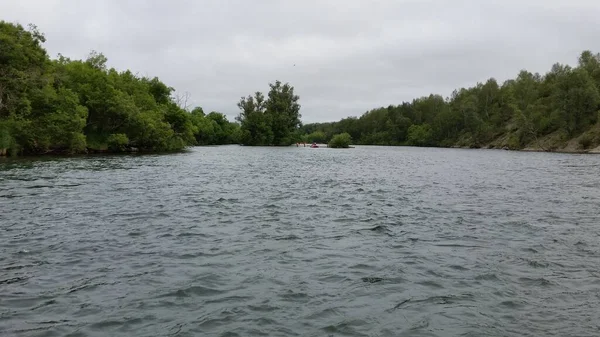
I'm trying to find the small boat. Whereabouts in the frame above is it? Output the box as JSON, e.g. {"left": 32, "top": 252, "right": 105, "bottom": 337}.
{"left": 310, "top": 142, "right": 319, "bottom": 148}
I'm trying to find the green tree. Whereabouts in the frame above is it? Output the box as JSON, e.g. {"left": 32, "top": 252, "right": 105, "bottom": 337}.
{"left": 236, "top": 81, "right": 301, "bottom": 146}
{"left": 407, "top": 124, "right": 433, "bottom": 146}
{"left": 236, "top": 91, "right": 272, "bottom": 145}
{"left": 264, "top": 80, "right": 301, "bottom": 145}
{"left": 329, "top": 132, "right": 352, "bottom": 148}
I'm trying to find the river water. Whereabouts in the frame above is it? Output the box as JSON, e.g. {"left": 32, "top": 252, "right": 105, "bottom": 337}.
{"left": 1, "top": 145, "right": 600, "bottom": 337}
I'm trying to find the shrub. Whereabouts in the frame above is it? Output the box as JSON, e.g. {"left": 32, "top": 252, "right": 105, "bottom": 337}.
{"left": 68, "top": 132, "right": 87, "bottom": 154}
{"left": 328, "top": 132, "right": 352, "bottom": 148}
{"left": 107, "top": 133, "right": 129, "bottom": 152}
{"left": 407, "top": 124, "right": 433, "bottom": 146}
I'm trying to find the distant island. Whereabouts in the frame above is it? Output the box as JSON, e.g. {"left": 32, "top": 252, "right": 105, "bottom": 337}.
{"left": 2, "top": 20, "right": 599, "bottom": 156}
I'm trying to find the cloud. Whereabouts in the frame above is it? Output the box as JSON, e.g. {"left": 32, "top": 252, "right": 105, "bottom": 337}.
{"left": 2, "top": 0, "right": 600, "bottom": 122}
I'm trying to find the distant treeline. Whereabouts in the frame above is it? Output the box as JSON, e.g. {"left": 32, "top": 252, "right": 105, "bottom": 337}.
{"left": 0, "top": 21, "right": 240, "bottom": 156}
{"left": 300, "top": 51, "right": 600, "bottom": 151}
{"left": 4, "top": 20, "right": 600, "bottom": 156}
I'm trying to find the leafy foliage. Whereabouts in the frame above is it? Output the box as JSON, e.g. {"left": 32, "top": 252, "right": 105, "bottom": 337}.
{"left": 0, "top": 21, "right": 239, "bottom": 156}
{"left": 328, "top": 133, "right": 352, "bottom": 148}
{"left": 300, "top": 51, "right": 600, "bottom": 151}
{"left": 107, "top": 133, "right": 129, "bottom": 152}
{"left": 236, "top": 81, "right": 301, "bottom": 146}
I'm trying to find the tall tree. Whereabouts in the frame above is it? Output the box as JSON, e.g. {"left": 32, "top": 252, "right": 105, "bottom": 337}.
{"left": 265, "top": 80, "right": 301, "bottom": 145}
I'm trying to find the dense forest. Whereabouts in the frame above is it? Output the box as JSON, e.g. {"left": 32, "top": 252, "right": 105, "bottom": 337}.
{"left": 300, "top": 51, "right": 600, "bottom": 152}
{"left": 0, "top": 21, "right": 240, "bottom": 156}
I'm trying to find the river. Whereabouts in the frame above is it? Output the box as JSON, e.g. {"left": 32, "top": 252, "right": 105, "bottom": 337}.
{"left": 1, "top": 145, "right": 599, "bottom": 336}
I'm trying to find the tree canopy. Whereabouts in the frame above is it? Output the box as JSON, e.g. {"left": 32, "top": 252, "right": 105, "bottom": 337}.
{"left": 236, "top": 81, "right": 302, "bottom": 146}
{"left": 0, "top": 21, "right": 240, "bottom": 156}
{"left": 3, "top": 20, "right": 599, "bottom": 155}
{"left": 300, "top": 50, "right": 600, "bottom": 151}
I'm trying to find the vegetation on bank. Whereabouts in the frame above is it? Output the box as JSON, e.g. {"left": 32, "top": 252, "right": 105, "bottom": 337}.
{"left": 4, "top": 20, "right": 600, "bottom": 156}
{"left": 0, "top": 21, "right": 240, "bottom": 156}
{"left": 328, "top": 133, "right": 352, "bottom": 148}
{"left": 300, "top": 51, "right": 600, "bottom": 152}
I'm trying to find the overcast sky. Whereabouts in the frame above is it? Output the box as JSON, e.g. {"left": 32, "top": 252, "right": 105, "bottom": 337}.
{"left": 2, "top": 0, "right": 599, "bottom": 123}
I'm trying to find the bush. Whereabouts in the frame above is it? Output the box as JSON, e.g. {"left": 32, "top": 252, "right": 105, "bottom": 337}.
{"left": 507, "top": 133, "right": 522, "bottom": 150}
{"left": 68, "top": 132, "right": 87, "bottom": 154}
{"left": 107, "top": 133, "right": 129, "bottom": 152}
{"left": 0, "top": 127, "right": 13, "bottom": 151}
{"left": 579, "top": 133, "right": 593, "bottom": 149}
{"left": 407, "top": 124, "right": 433, "bottom": 146}
{"left": 328, "top": 132, "right": 352, "bottom": 148}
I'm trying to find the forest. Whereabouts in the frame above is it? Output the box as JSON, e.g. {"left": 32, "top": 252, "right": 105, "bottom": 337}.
{"left": 300, "top": 51, "right": 600, "bottom": 152}
{"left": 0, "top": 21, "right": 240, "bottom": 156}
{"left": 3, "top": 20, "right": 600, "bottom": 156}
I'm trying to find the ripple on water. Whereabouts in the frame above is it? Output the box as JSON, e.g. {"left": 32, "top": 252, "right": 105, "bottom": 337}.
{"left": 1, "top": 146, "right": 600, "bottom": 336}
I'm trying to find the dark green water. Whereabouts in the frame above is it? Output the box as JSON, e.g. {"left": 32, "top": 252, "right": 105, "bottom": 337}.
{"left": 1, "top": 146, "right": 600, "bottom": 337}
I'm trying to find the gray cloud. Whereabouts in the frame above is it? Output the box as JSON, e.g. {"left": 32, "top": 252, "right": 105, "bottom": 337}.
{"left": 3, "top": 0, "right": 600, "bottom": 122}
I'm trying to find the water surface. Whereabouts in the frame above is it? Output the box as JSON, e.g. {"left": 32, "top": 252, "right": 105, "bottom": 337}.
{"left": 1, "top": 146, "right": 600, "bottom": 336}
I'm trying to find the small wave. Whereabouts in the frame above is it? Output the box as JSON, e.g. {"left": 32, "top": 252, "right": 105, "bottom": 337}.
{"left": 416, "top": 280, "right": 444, "bottom": 289}
{"left": 30, "top": 299, "right": 57, "bottom": 311}
{"left": 217, "top": 197, "right": 239, "bottom": 203}
{"left": 305, "top": 307, "right": 344, "bottom": 319}
{"left": 475, "top": 273, "right": 499, "bottom": 281}
{"left": 499, "top": 300, "right": 526, "bottom": 308}
{"left": 274, "top": 235, "right": 300, "bottom": 241}
{"left": 205, "top": 295, "right": 254, "bottom": 304}
{"left": 161, "top": 285, "right": 225, "bottom": 298}
{"left": 248, "top": 304, "right": 280, "bottom": 312}
{"left": 526, "top": 259, "right": 549, "bottom": 268}
{"left": 391, "top": 298, "right": 411, "bottom": 310}
{"left": 361, "top": 277, "right": 384, "bottom": 284}
{"left": 279, "top": 290, "right": 308, "bottom": 301}
{"left": 177, "top": 232, "right": 208, "bottom": 238}
{"left": 0, "top": 276, "right": 29, "bottom": 285}
{"left": 24, "top": 185, "right": 52, "bottom": 189}
{"left": 89, "top": 316, "right": 151, "bottom": 330}
{"left": 220, "top": 332, "right": 241, "bottom": 337}
{"left": 2, "top": 260, "right": 48, "bottom": 271}
{"left": 409, "top": 319, "right": 430, "bottom": 331}
{"left": 519, "top": 277, "right": 553, "bottom": 287}
{"left": 175, "top": 252, "right": 207, "bottom": 259}
{"left": 322, "top": 319, "right": 370, "bottom": 336}
{"left": 358, "top": 225, "right": 393, "bottom": 236}
{"left": 434, "top": 243, "right": 482, "bottom": 248}
{"left": 36, "top": 319, "right": 70, "bottom": 324}
{"left": 349, "top": 263, "right": 376, "bottom": 270}
{"left": 68, "top": 281, "right": 109, "bottom": 294}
